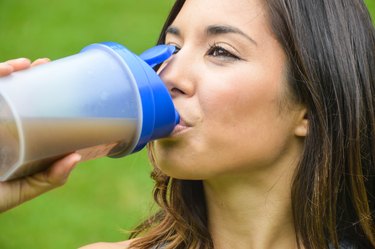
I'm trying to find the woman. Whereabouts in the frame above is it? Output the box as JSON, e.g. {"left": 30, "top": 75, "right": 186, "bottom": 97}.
{"left": 1, "top": 0, "right": 374, "bottom": 248}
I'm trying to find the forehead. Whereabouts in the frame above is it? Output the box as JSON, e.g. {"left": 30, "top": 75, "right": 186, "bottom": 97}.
{"left": 172, "top": 0, "right": 267, "bottom": 31}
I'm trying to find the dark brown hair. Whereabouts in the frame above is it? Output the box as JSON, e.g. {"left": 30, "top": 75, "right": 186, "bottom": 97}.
{"left": 130, "top": 1, "right": 375, "bottom": 248}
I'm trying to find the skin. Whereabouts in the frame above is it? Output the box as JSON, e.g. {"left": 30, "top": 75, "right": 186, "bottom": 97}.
{"left": 79, "top": 240, "right": 135, "bottom": 249}
{"left": 1, "top": 0, "right": 309, "bottom": 248}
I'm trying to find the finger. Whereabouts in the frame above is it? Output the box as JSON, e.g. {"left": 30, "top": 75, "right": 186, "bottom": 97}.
{"left": 44, "top": 153, "right": 82, "bottom": 185}
{"left": 0, "top": 62, "right": 14, "bottom": 76}
{"left": 31, "top": 58, "right": 50, "bottom": 67}
{"left": 20, "top": 153, "right": 81, "bottom": 201}
{"left": 5, "top": 58, "right": 31, "bottom": 71}
{"left": 0, "top": 153, "right": 81, "bottom": 213}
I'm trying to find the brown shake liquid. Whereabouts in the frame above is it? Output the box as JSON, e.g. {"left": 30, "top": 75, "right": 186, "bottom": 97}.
{"left": 0, "top": 117, "right": 138, "bottom": 181}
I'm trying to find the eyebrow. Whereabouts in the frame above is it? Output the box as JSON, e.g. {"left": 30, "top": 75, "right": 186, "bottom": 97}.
{"left": 165, "top": 26, "right": 180, "bottom": 36}
{"left": 165, "top": 25, "right": 258, "bottom": 46}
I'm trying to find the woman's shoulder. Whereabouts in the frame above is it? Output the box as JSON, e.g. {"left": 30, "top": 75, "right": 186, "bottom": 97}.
{"left": 79, "top": 239, "right": 136, "bottom": 249}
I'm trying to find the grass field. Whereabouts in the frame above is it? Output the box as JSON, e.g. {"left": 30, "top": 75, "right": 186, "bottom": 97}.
{"left": 0, "top": 1, "right": 374, "bottom": 249}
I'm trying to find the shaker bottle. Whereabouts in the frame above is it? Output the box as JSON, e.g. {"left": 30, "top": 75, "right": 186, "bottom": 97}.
{"left": 0, "top": 42, "right": 179, "bottom": 181}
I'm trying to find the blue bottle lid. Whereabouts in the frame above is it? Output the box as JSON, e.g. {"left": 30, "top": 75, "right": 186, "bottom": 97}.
{"left": 139, "top": 45, "right": 176, "bottom": 67}
{"left": 82, "top": 42, "right": 179, "bottom": 156}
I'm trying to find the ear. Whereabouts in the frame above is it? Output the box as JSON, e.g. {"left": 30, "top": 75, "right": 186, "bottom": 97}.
{"left": 294, "top": 108, "right": 308, "bottom": 137}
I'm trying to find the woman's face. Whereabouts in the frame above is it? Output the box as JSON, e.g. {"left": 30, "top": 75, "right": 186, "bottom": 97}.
{"left": 154, "top": 0, "right": 306, "bottom": 180}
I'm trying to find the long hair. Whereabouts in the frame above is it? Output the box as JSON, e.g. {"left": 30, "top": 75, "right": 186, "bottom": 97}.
{"left": 130, "top": 1, "right": 375, "bottom": 248}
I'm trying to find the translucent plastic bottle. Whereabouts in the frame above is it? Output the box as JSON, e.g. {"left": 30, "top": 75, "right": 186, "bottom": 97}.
{"left": 0, "top": 42, "right": 179, "bottom": 181}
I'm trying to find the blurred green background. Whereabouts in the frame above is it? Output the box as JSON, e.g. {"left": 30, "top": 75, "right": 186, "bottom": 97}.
{"left": 0, "top": 1, "right": 374, "bottom": 249}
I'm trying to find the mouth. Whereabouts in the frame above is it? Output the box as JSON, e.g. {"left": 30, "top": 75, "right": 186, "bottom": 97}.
{"left": 171, "top": 116, "right": 192, "bottom": 136}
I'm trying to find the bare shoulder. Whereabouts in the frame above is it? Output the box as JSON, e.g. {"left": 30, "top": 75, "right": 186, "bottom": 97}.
{"left": 79, "top": 239, "right": 136, "bottom": 249}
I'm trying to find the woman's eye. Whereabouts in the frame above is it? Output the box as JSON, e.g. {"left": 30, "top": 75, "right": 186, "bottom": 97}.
{"left": 207, "top": 45, "right": 240, "bottom": 60}
{"left": 172, "top": 46, "right": 181, "bottom": 54}
{"left": 165, "top": 43, "right": 181, "bottom": 55}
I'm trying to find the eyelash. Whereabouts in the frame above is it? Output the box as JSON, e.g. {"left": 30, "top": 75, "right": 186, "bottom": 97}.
{"left": 172, "top": 46, "right": 180, "bottom": 54}
{"left": 168, "top": 43, "right": 241, "bottom": 61}
{"left": 207, "top": 43, "right": 241, "bottom": 60}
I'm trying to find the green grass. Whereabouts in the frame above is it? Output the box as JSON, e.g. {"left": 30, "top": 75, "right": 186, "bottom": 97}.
{"left": 0, "top": 0, "right": 174, "bottom": 60}
{"left": 0, "top": 1, "right": 374, "bottom": 249}
{"left": 366, "top": 0, "right": 375, "bottom": 21}
{"left": 0, "top": 151, "right": 159, "bottom": 248}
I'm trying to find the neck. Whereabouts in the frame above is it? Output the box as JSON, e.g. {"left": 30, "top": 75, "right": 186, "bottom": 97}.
{"left": 203, "top": 161, "right": 300, "bottom": 249}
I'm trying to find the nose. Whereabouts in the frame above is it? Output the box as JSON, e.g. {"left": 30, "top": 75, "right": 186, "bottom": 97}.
{"left": 158, "top": 50, "right": 196, "bottom": 98}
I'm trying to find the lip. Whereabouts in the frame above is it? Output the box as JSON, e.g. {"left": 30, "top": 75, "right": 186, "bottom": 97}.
{"left": 170, "top": 117, "right": 192, "bottom": 136}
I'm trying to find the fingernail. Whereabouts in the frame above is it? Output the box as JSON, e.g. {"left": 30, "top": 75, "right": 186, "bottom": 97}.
{"left": 8, "top": 58, "right": 30, "bottom": 63}
{"left": 15, "top": 57, "right": 29, "bottom": 61}
{"left": 72, "top": 153, "right": 82, "bottom": 163}
{"left": 0, "top": 63, "right": 13, "bottom": 73}
{"left": 69, "top": 153, "right": 81, "bottom": 165}
{"left": 70, "top": 154, "right": 82, "bottom": 169}
{"left": 64, "top": 155, "right": 81, "bottom": 178}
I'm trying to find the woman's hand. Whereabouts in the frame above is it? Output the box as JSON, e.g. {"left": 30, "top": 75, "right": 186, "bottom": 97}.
{"left": 0, "top": 58, "right": 81, "bottom": 213}
{"left": 0, "top": 58, "right": 50, "bottom": 76}
{"left": 0, "top": 153, "right": 81, "bottom": 212}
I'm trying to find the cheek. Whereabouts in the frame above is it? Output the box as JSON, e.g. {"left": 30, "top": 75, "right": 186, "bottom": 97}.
{"left": 200, "top": 66, "right": 282, "bottom": 128}
{"left": 195, "top": 68, "right": 292, "bottom": 169}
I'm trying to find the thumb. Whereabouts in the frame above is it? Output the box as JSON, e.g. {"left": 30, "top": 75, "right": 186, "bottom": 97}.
{"left": 0, "top": 153, "right": 81, "bottom": 213}
{"left": 21, "top": 153, "right": 82, "bottom": 201}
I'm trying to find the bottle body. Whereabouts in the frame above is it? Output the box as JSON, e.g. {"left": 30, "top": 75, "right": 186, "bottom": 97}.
{"left": 0, "top": 42, "right": 178, "bottom": 181}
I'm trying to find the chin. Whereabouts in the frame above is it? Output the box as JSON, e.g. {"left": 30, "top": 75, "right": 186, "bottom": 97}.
{"left": 151, "top": 138, "right": 212, "bottom": 180}
{"left": 151, "top": 155, "right": 198, "bottom": 180}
